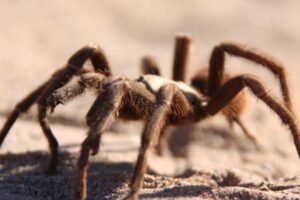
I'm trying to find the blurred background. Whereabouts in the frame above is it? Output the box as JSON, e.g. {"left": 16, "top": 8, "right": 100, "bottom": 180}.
{"left": 1, "top": 0, "right": 300, "bottom": 111}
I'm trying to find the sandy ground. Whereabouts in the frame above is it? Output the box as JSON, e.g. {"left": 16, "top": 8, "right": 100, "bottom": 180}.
{"left": 0, "top": 116, "right": 299, "bottom": 200}
{"left": 0, "top": 1, "right": 300, "bottom": 199}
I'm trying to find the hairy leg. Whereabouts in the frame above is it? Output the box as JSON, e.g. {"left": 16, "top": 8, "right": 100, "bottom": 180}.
{"left": 0, "top": 83, "right": 47, "bottom": 146}
{"left": 129, "top": 84, "right": 178, "bottom": 200}
{"left": 37, "top": 45, "right": 110, "bottom": 106}
{"left": 226, "top": 116, "right": 257, "bottom": 144}
{"left": 226, "top": 116, "right": 234, "bottom": 130}
{"left": 34, "top": 46, "right": 110, "bottom": 173}
{"left": 231, "top": 116, "right": 257, "bottom": 144}
{"left": 47, "top": 73, "right": 108, "bottom": 158}
{"left": 47, "top": 73, "right": 107, "bottom": 110}
{"left": 154, "top": 127, "right": 168, "bottom": 156}
{"left": 74, "top": 79, "right": 126, "bottom": 200}
{"left": 205, "top": 74, "right": 300, "bottom": 157}
{"left": 0, "top": 45, "right": 110, "bottom": 149}
{"left": 141, "top": 34, "right": 191, "bottom": 156}
{"left": 38, "top": 105, "right": 59, "bottom": 174}
{"left": 207, "top": 43, "right": 292, "bottom": 111}
{"left": 141, "top": 35, "right": 191, "bottom": 156}
{"left": 172, "top": 34, "right": 191, "bottom": 82}
{"left": 141, "top": 56, "right": 161, "bottom": 76}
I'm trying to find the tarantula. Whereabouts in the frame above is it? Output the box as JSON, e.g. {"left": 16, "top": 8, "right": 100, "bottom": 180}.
{"left": 0, "top": 45, "right": 112, "bottom": 173}
{"left": 141, "top": 34, "right": 291, "bottom": 154}
{"left": 46, "top": 42, "right": 300, "bottom": 200}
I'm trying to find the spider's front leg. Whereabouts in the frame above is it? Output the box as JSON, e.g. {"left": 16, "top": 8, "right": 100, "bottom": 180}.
{"left": 74, "top": 77, "right": 127, "bottom": 200}
{"left": 129, "top": 84, "right": 179, "bottom": 200}
{"left": 205, "top": 74, "right": 300, "bottom": 157}
{"left": 140, "top": 34, "right": 191, "bottom": 156}
{"left": 43, "top": 72, "right": 108, "bottom": 175}
{"left": 47, "top": 73, "right": 107, "bottom": 110}
{"left": 0, "top": 45, "right": 113, "bottom": 175}
{"left": 38, "top": 44, "right": 111, "bottom": 107}
{"left": 0, "top": 45, "right": 110, "bottom": 155}
{"left": 37, "top": 45, "right": 111, "bottom": 174}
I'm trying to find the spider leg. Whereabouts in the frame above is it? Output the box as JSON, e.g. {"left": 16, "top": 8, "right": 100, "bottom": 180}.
{"left": 47, "top": 82, "right": 86, "bottom": 112}
{"left": 226, "top": 115, "right": 257, "bottom": 144}
{"left": 141, "top": 34, "right": 191, "bottom": 81}
{"left": 0, "top": 83, "right": 47, "bottom": 146}
{"left": 226, "top": 116, "right": 234, "bottom": 130}
{"left": 208, "top": 43, "right": 292, "bottom": 111}
{"left": 37, "top": 105, "right": 59, "bottom": 174}
{"left": 0, "top": 45, "right": 110, "bottom": 150}
{"left": 231, "top": 116, "right": 257, "bottom": 144}
{"left": 47, "top": 73, "right": 107, "bottom": 110}
{"left": 43, "top": 73, "right": 108, "bottom": 175}
{"left": 129, "top": 84, "right": 177, "bottom": 200}
{"left": 74, "top": 78, "right": 126, "bottom": 200}
{"left": 37, "top": 45, "right": 110, "bottom": 106}
{"left": 154, "top": 127, "right": 168, "bottom": 156}
{"left": 36, "top": 45, "right": 110, "bottom": 174}
{"left": 172, "top": 34, "right": 191, "bottom": 82}
{"left": 205, "top": 74, "right": 300, "bottom": 157}
{"left": 141, "top": 56, "right": 161, "bottom": 76}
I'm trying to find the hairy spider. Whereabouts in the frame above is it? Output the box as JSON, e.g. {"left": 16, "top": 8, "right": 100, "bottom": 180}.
{"left": 47, "top": 42, "right": 300, "bottom": 200}
{"left": 0, "top": 45, "right": 111, "bottom": 174}
{"left": 142, "top": 34, "right": 293, "bottom": 155}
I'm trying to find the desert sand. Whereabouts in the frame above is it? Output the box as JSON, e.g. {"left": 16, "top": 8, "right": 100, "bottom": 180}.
{"left": 0, "top": 1, "right": 300, "bottom": 199}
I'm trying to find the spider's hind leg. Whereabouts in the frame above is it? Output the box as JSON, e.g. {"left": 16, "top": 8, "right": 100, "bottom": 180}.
{"left": 205, "top": 74, "right": 300, "bottom": 157}
{"left": 231, "top": 116, "right": 257, "bottom": 144}
{"left": 208, "top": 43, "right": 292, "bottom": 111}
{"left": 226, "top": 116, "right": 234, "bottom": 130}
{"left": 226, "top": 116, "right": 257, "bottom": 145}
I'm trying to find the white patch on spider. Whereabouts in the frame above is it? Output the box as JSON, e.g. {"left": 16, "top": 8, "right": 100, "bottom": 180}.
{"left": 141, "top": 75, "right": 201, "bottom": 98}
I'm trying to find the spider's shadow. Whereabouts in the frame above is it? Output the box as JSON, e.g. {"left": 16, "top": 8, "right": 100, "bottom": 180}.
{"left": 168, "top": 123, "right": 259, "bottom": 157}
{"left": 0, "top": 151, "right": 132, "bottom": 200}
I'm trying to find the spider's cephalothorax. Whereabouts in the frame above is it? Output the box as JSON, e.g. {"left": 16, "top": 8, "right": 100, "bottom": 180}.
{"left": 45, "top": 40, "right": 300, "bottom": 200}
